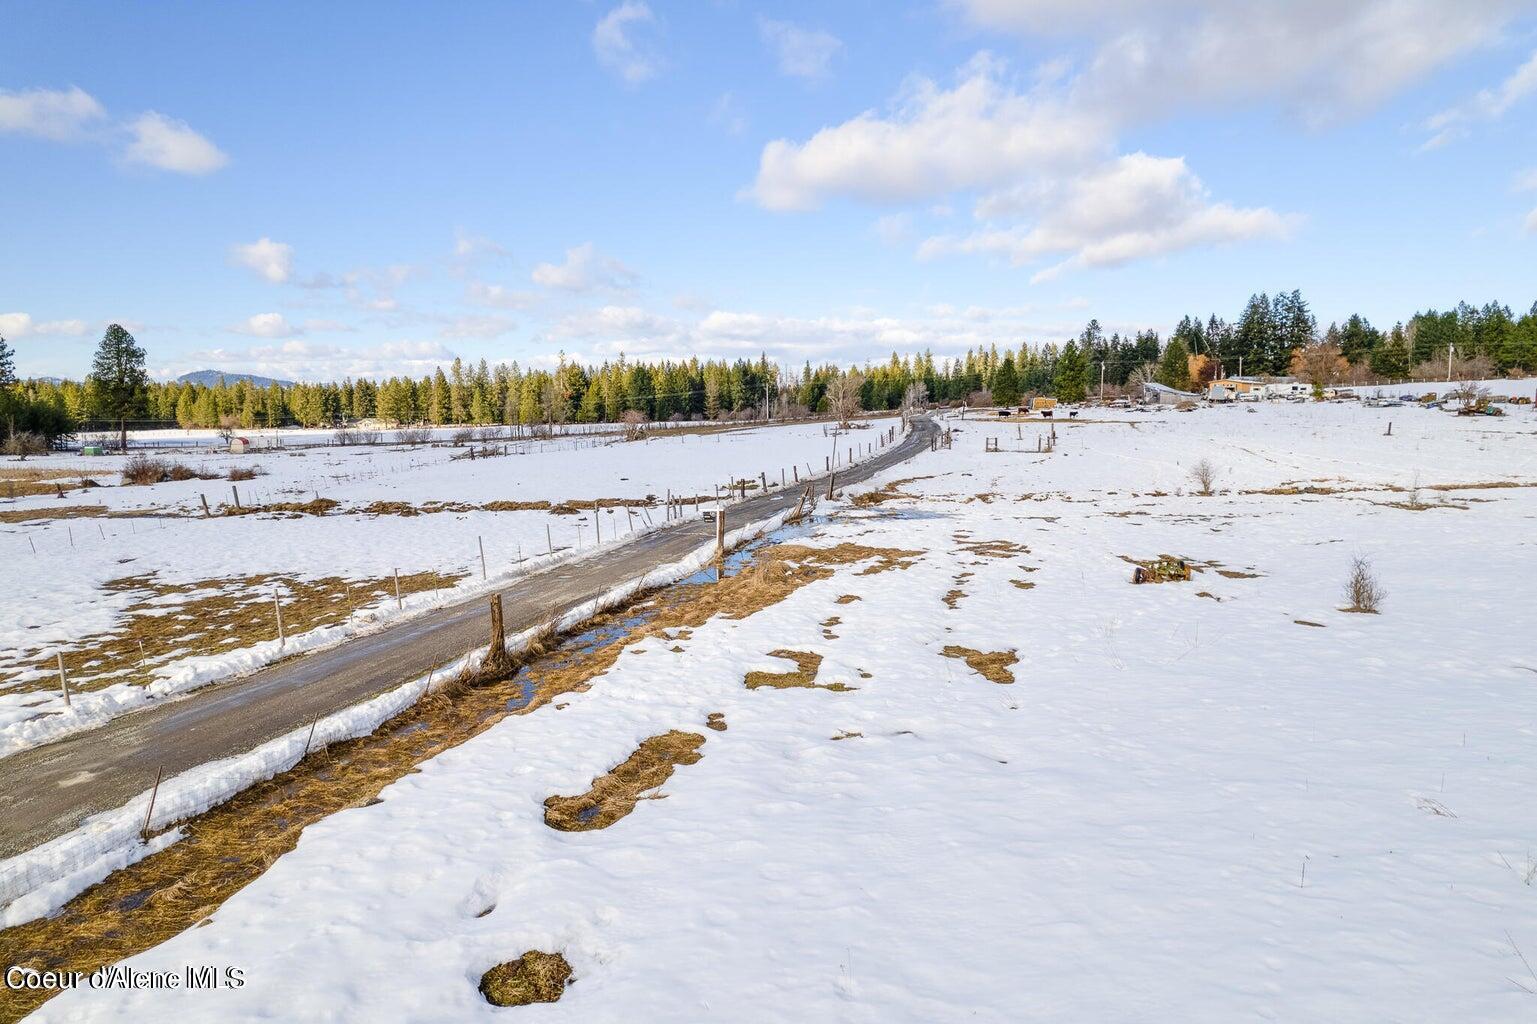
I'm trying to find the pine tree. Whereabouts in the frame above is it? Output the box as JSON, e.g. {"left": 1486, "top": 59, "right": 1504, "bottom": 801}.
{"left": 89, "top": 323, "right": 148, "bottom": 451}
{"left": 0, "top": 334, "right": 14, "bottom": 387}
{"left": 991, "top": 354, "right": 1021, "bottom": 406}
{"left": 1052, "top": 341, "right": 1090, "bottom": 402}
{"left": 1156, "top": 338, "right": 1191, "bottom": 391}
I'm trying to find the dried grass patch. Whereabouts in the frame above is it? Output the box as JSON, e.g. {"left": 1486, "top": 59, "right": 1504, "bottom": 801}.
{"left": 835, "top": 594, "right": 861, "bottom": 604}
{"left": 1215, "top": 569, "right": 1262, "bottom": 579}
{"left": 543, "top": 730, "right": 706, "bottom": 831}
{"left": 0, "top": 467, "right": 105, "bottom": 499}
{"left": 743, "top": 649, "right": 853, "bottom": 691}
{"left": 941, "top": 646, "right": 1018, "bottom": 684}
{"left": 1010, "top": 579, "right": 1036, "bottom": 590}
{"left": 0, "top": 570, "right": 462, "bottom": 693}
{"left": 222, "top": 497, "right": 340, "bottom": 517}
{"left": 954, "top": 537, "right": 1029, "bottom": 559}
{"left": 705, "top": 712, "right": 727, "bottom": 732}
{"left": 942, "top": 589, "right": 966, "bottom": 609}
{"left": 479, "top": 951, "right": 573, "bottom": 1007}
{"left": 851, "top": 475, "right": 932, "bottom": 508}
{"left": 0, "top": 504, "right": 169, "bottom": 524}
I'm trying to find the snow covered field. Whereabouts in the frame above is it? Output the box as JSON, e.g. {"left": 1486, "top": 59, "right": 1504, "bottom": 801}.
{"left": 21, "top": 400, "right": 1537, "bottom": 1022}
{"left": 0, "top": 418, "right": 897, "bottom": 753}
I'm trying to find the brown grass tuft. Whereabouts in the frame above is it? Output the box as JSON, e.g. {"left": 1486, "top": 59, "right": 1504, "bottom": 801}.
{"left": 479, "top": 951, "right": 573, "bottom": 1006}
{"left": 743, "top": 649, "right": 853, "bottom": 691}
{"left": 705, "top": 712, "right": 727, "bottom": 731}
{"left": 543, "top": 730, "right": 706, "bottom": 831}
{"left": 941, "top": 645, "right": 1018, "bottom": 684}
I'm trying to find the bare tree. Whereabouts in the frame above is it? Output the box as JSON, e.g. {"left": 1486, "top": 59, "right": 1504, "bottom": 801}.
{"left": 1343, "top": 556, "right": 1385, "bottom": 613}
{"left": 826, "top": 370, "right": 865, "bottom": 428}
{"left": 620, "top": 409, "right": 648, "bottom": 441}
{"left": 1448, "top": 380, "right": 1489, "bottom": 413}
{"left": 1289, "top": 341, "right": 1348, "bottom": 398}
{"left": 1188, "top": 458, "right": 1219, "bottom": 496}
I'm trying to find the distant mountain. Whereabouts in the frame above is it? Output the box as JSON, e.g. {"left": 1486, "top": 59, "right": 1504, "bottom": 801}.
{"left": 176, "top": 369, "right": 296, "bottom": 388}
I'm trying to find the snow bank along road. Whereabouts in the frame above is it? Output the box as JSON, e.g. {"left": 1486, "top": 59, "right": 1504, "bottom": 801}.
{"left": 0, "top": 418, "right": 936, "bottom": 860}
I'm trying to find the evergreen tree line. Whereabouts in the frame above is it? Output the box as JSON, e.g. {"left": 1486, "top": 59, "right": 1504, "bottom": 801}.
{"left": 3, "top": 292, "right": 1535, "bottom": 444}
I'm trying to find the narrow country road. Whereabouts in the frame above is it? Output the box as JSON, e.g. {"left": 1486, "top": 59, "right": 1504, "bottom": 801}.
{"left": 0, "top": 418, "right": 936, "bottom": 859}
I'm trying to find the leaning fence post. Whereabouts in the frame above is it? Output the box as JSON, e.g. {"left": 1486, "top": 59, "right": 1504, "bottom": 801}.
{"left": 140, "top": 766, "right": 164, "bottom": 842}
{"left": 232, "top": 484, "right": 241, "bottom": 509}
{"left": 200, "top": 494, "right": 211, "bottom": 518}
{"left": 478, "top": 535, "right": 487, "bottom": 580}
{"left": 394, "top": 568, "right": 402, "bottom": 609}
{"left": 56, "top": 651, "right": 71, "bottom": 707}
{"left": 546, "top": 523, "right": 553, "bottom": 554}
{"left": 274, "top": 586, "right": 285, "bottom": 646}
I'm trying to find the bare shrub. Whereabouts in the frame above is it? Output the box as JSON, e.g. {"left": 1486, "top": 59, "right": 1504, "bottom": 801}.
{"left": 396, "top": 427, "right": 430, "bottom": 446}
{"left": 1448, "top": 381, "right": 1490, "bottom": 413}
{"left": 451, "top": 427, "right": 475, "bottom": 446}
{"left": 228, "top": 466, "right": 263, "bottom": 481}
{"left": 1189, "top": 458, "right": 1219, "bottom": 495}
{"left": 1343, "top": 556, "right": 1385, "bottom": 613}
{"left": 2, "top": 431, "right": 49, "bottom": 458}
{"left": 165, "top": 462, "right": 215, "bottom": 482}
{"left": 333, "top": 428, "right": 357, "bottom": 446}
{"left": 122, "top": 455, "right": 167, "bottom": 485}
{"left": 477, "top": 426, "right": 504, "bottom": 442}
{"left": 356, "top": 429, "right": 381, "bottom": 445}
{"left": 620, "top": 409, "right": 648, "bottom": 441}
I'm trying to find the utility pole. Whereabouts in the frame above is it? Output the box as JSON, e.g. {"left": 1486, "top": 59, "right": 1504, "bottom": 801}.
{"left": 1238, "top": 356, "right": 1243, "bottom": 378}
{"left": 1447, "top": 343, "right": 1454, "bottom": 383}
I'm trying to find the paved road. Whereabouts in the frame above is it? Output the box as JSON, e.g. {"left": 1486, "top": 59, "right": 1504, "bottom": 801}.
{"left": 0, "top": 418, "right": 936, "bottom": 859}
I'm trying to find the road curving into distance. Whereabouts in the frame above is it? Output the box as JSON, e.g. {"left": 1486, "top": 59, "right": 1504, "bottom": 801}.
{"left": 0, "top": 416, "right": 937, "bottom": 860}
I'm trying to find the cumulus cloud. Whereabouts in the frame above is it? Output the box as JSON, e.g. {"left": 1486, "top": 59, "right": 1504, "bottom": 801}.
{"left": 230, "top": 238, "right": 294, "bottom": 284}
{"left": 233, "top": 313, "right": 300, "bottom": 338}
{"left": 952, "top": 0, "right": 1520, "bottom": 126}
{"left": 747, "top": 56, "right": 1110, "bottom": 211}
{"left": 0, "top": 86, "right": 105, "bottom": 140}
{"left": 531, "top": 242, "right": 637, "bottom": 292}
{"left": 593, "top": 2, "right": 662, "bottom": 84}
{"left": 0, "top": 313, "right": 90, "bottom": 338}
{"left": 123, "top": 111, "right": 229, "bottom": 174}
{"left": 1422, "top": 48, "right": 1537, "bottom": 148}
{"left": 758, "top": 18, "right": 843, "bottom": 80}
{"left": 920, "top": 153, "right": 1292, "bottom": 282}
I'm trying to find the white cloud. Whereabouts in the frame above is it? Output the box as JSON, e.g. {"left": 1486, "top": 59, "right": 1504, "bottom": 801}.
{"left": 758, "top": 18, "right": 843, "bottom": 81}
{"left": 709, "top": 92, "right": 747, "bottom": 136}
{"left": 1516, "top": 167, "right": 1537, "bottom": 192}
{"left": 123, "top": 111, "right": 228, "bottom": 174}
{"left": 952, "top": 0, "right": 1520, "bottom": 126}
{"left": 230, "top": 237, "right": 294, "bottom": 284}
{"left": 452, "top": 229, "right": 508, "bottom": 262}
{"left": 1423, "top": 48, "right": 1537, "bottom": 148}
{"left": 543, "top": 301, "right": 1120, "bottom": 366}
{"left": 0, "top": 313, "right": 90, "bottom": 338}
{"left": 593, "top": 2, "right": 662, "bottom": 85}
{"left": 1527, "top": 207, "right": 1537, "bottom": 234}
{"left": 747, "top": 56, "right": 1110, "bottom": 211}
{"left": 233, "top": 313, "right": 300, "bottom": 338}
{"left": 182, "top": 339, "right": 457, "bottom": 380}
{"left": 465, "top": 280, "right": 538, "bottom": 309}
{"left": 531, "top": 242, "right": 637, "bottom": 292}
{"left": 439, "top": 315, "right": 518, "bottom": 340}
{"left": 873, "top": 212, "right": 913, "bottom": 245}
{"left": 0, "top": 86, "right": 105, "bottom": 140}
{"left": 919, "top": 153, "right": 1293, "bottom": 282}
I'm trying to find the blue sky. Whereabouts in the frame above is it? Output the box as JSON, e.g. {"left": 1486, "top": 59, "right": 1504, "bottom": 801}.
{"left": 3, "top": 0, "right": 1535, "bottom": 381}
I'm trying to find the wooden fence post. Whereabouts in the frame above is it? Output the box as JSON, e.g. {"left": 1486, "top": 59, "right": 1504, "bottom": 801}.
{"left": 394, "top": 568, "right": 402, "bottom": 609}
{"left": 715, "top": 508, "right": 725, "bottom": 560}
{"left": 140, "top": 766, "right": 164, "bottom": 842}
{"left": 274, "top": 587, "right": 286, "bottom": 646}
{"left": 56, "top": 651, "right": 71, "bottom": 707}
{"left": 232, "top": 484, "right": 241, "bottom": 509}
{"left": 484, "top": 593, "right": 511, "bottom": 674}
{"left": 200, "top": 494, "right": 211, "bottom": 518}
{"left": 478, "top": 536, "right": 487, "bottom": 580}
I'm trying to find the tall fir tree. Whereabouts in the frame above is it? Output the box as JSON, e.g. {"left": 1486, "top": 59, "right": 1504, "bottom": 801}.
{"left": 89, "top": 323, "right": 148, "bottom": 452}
